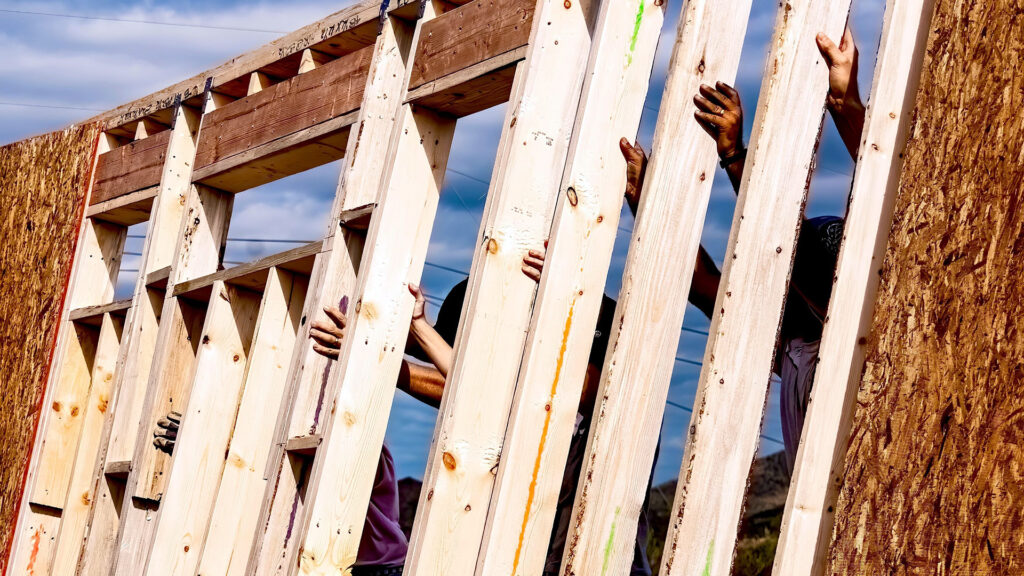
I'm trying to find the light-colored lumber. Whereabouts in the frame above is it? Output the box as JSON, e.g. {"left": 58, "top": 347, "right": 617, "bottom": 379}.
{"left": 8, "top": 505, "right": 60, "bottom": 576}
{"left": 86, "top": 185, "right": 158, "bottom": 226}
{"left": 473, "top": 1, "right": 662, "bottom": 574}
{"left": 555, "top": 0, "right": 755, "bottom": 573}
{"left": 298, "top": 49, "right": 328, "bottom": 74}
{"left": 25, "top": 323, "right": 100, "bottom": 507}
{"left": 142, "top": 281, "right": 262, "bottom": 576}
{"left": 172, "top": 241, "right": 321, "bottom": 299}
{"left": 107, "top": 179, "right": 233, "bottom": 575}
{"left": 771, "top": 0, "right": 935, "bottom": 573}
{"left": 196, "top": 268, "right": 308, "bottom": 576}
{"left": 284, "top": 434, "right": 321, "bottom": 456}
{"left": 246, "top": 11, "right": 420, "bottom": 573}
{"left": 289, "top": 103, "right": 454, "bottom": 576}
{"left": 657, "top": 1, "right": 854, "bottom": 574}
{"left": 71, "top": 105, "right": 202, "bottom": 576}
{"left": 69, "top": 298, "right": 132, "bottom": 325}
{"left": 49, "top": 313, "right": 123, "bottom": 576}
{"left": 248, "top": 72, "right": 272, "bottom": 96}
{"left": 27, "top": 216, "right": 126, "bottom": 510}
{"left": 104, "top": 460, "right": 132, "bottom": 478}
{"left": 403, "top": 0, "right": 598, "bottom": 573}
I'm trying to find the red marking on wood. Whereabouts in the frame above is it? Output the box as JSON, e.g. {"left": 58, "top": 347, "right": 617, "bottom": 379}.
{"left": 25, "top": 528, "right": 41, "bottom": 575}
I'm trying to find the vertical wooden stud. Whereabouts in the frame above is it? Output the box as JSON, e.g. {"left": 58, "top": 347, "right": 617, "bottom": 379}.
{"left": 771, "top": 0, "right": 935, "bottom": 573}
{"left": 657, "top": 0, "right": 854, "bottom": 574}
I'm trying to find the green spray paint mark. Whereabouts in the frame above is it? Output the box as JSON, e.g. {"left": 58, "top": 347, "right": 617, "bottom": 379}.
{"left": 628, "top": 1, "right": 645, "bottom": 65}
{"left": 600, "top": 507, "right": 621, "bottom": 576}
{"left": 702, "top": 540, "right": 715, "bottom": 576}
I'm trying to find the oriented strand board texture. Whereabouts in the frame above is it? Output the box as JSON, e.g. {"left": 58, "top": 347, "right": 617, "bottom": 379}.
{"left": 826, "top": 0, "right": 1024, "bottom": 573}
{"left": 0, "top": 124, "right": 98, "bottom": 570}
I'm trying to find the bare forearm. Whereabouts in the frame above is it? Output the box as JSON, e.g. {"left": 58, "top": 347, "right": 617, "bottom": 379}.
{"left": 831, "top": 101, "right": 866, "bottom": 160}
{"left": 397, "top": 361, "right": 446, "bottom": 408}
{"left": 725, "top": 155, "right": 745, "bottom": 193}
{"left": 689, "top": 245, "right": 721, "bottom": 319}
{"left": 410, "top": 317, "right": 453, "bottom": 377}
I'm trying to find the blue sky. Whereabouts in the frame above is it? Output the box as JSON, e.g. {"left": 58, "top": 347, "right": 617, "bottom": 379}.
{"left": 0, "top": 0, "right": 886, "bottom": 483}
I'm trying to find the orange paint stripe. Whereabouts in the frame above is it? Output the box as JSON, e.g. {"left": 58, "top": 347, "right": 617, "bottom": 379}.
{"left": 510, "top": 298, "right": 576, "bottom": 575}
{"left": 26, "top": 528, "right": 41, "bottom": 575}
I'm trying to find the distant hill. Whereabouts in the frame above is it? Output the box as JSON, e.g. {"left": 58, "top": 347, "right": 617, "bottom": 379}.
{"left": 395, "top": 451, "right": 790, "bottom": 575}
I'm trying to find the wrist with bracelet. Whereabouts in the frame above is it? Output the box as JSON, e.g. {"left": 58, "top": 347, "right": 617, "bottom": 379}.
{"left": 719, "top": 146, "right": 746, "bottom": 169}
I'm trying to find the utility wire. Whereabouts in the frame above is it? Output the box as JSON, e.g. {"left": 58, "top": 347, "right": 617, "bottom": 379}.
{"left": 666, "top": 399, "right": 785, "bottom": 447}
{"left": 0, "top": 8, "right": 287, "bottom": 34}
{"left": 0, "top": 101, "right": 106, "bottom": 112}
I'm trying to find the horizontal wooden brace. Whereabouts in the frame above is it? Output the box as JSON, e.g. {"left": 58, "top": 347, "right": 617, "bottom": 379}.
{"left": 405, "top": 45, "right": 524, "bottom": 117}
{"left": 173, "top": 241, "right": 321, "bottom": 300}
{"left": 69, "top": 298, "right": 133, "bottom": 325}
{"left": 86, "top": 186, "right": 158, "bottom": 226}
{"left": 191, "top": 112, "right": 356, "bottom": 193}
{"left": 146, "top": 266, "right": 172, "bottom": 289}
{"left": 92, "top": 130, "right": 172, "bottom": 206}
{"left": 338, "top": 203, "right": 376, "bottom": 231}
{"left": 105, "top": 460, "right": 132, "bottom": 478}
{"left": 284, "top": 435, "right": 321, "bottom": 457}
{"left": 194, "top": 45, "right": 373, "bottom": 171}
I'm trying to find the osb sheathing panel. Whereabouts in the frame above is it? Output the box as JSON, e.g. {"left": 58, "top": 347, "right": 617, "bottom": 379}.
{"left": 0, "top": 124, "right": 99, "bottom": 568}
{"left": 826, "top": 0, "right": 1024, "bottom": 573}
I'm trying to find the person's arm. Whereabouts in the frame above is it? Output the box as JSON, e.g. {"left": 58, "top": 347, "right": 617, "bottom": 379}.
{"left": 397, "top": 361, "right": 446, "bottom": 408}
{"left": 817, "top": 27, "right": 866, "bottom": 160}
{"left": 619, "top": 133, "right": 723, "bottom": 321}
{"left": 408, "top": 284, "right": 453, "bottom": 378}
{"left": 311, "top": 301, "right": 449, "bottom": 407}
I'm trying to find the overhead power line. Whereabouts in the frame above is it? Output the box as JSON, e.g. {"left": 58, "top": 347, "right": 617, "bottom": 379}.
{"left": 0, "top": 8, "right": 287, "bottom": 34}
{"left": 0, "top": 101, "right": 106, "bottom": 112}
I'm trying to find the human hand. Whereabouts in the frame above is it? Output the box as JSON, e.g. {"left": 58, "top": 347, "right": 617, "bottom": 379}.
{"left": 310, "top": 305, "right": 347, "bottom": 360}
{"left": 619, "top": 138, "right": 647, "bottom": 213}
{"left": 522, "top": 242, "right": 546, "bottom": 283}
{"left": 694, "top": 82, "right": 744, "bottom": 158}
{"left": 408, "top": 284, "right": 427, "bottom": 322}
{"left": 816, "top": 27, "right": 863, "bottom": 117}
{"left": 153, "top": 411, "right": 181, "bottom": 453}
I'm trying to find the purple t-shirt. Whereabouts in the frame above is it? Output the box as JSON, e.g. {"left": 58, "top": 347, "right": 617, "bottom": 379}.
{"left": 356, "top": 443, "right": 408, "bottom": 567}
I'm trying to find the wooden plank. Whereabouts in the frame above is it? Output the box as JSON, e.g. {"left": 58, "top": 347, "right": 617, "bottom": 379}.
{"left": 403, "top": 0, "right": 597, "bottom": 573}
{"left": 91, "top": 129, "right": 172, "bottom": 205}
{"left": 408, "top": 0, "right": 534, "bottom": 90}
{"left": 246, "top": 12, "right": 420, "bottom": 574}
{"left": 771, "top": 0, "right": 935, "bottom": 574}
{"left": 70, "top": 105, "right": 203, "bottom": 576}
{"left": 657, "top": 1, "right": 854, "bottom": 574}
{"left": 8, "top": 506, "right": 61, "bottom": 576}
{"left": 284, "top": 435, "right": 321, "bottom": 457}
{"left": 49, "top": 313, "right": 123, "bottom": 576}
{"left": 86, "top": 186, "right": 158, "bottom": 227}
{"left": 28, "top": 217, "right": 126, "bottom": 510}
{"left": 290, "top": 100, "right": 455, "bottom": 576}
{"left": 556, "top": 0, "right": 755, "bottom": 573}
{"left": 338, "top": 203, "right": 376, "bottom": 231}
{"left": 91, "top": 0, "right": 406, "bottom": 127}
{"left": 473, "top": 1, "right": 662, "bottom": 574}
{"left": 104, "top": 460, "right": 132, "bottom": 478}
{"left": 142, "top": 282, "right": 262, "bottom": 576}
{"left": 173, "top": 241, "right": 322, "bottom": 300}
{"left": 406, "top": 45, "right": 524, "bottom": 117}
{"left": 196, "top": 269, "right": 308, "bottom": 576}
{"left": 69, "top": 298, "right": 133, "bottom": 325}
{"left": 194, "top": 45, "right": 373, "bottom": 171}
{"left": 192, "top": 113, "right": 355, "bottom": 193}
{"left": 24, "top": 324, "right": 99, "bottom": 506}
{"left": 825, "top": 0, "right": 1024, "bottom": 572}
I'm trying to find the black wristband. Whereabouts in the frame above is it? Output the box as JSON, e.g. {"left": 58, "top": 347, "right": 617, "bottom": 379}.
{"left": 719, "top": 147, "right": 747, "bottom": 169}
